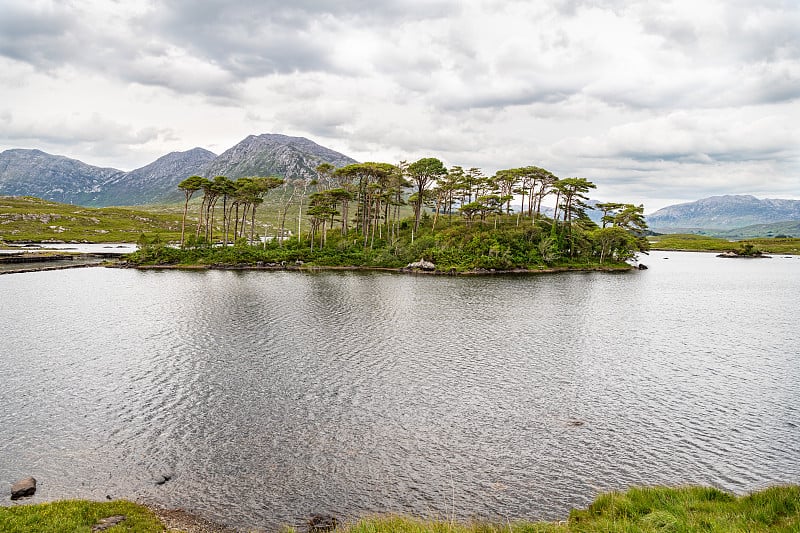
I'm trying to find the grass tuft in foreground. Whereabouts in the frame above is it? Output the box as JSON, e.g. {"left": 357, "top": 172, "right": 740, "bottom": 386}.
{"left": 0, "top": 499, "right": 164, "bottom": 533}
{"left": 336, "top": 486, "right": 800, "bottom": 533}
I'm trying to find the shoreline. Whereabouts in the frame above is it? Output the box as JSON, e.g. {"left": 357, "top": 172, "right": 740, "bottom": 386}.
{"left": 0, "top": 261, "right": 104, "bottom": 276}
{"left": 1, "top": 260, "right": 634, "bottom": 276}
{"left": 5, "top": 484, "right": 800, "bottom": 533}
{"left": 119, "top": 262, "right": 635, "bottom": 275}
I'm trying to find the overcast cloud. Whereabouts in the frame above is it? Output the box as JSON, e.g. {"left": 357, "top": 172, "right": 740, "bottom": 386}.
{"left": 1, "top": 0, "right": 797, "bottom": 210}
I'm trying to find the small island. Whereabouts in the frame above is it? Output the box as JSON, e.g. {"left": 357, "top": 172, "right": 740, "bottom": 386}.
{"left": 717, "top": 243, "right": 771, "bottom": 258}
{"left": 126, "top": 160, "right": 650, "bottom": 273}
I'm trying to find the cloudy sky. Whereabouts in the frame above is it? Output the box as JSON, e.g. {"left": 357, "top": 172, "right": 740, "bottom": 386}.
{"left": 1, "top": 0, "right": 798, "bottom": 211}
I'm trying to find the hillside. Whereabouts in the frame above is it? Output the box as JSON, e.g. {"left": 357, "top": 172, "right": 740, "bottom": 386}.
{"left": 0, "top": 134, "right": 357, "bottom": 207}
{"left": 0, "top": 149, "right": 122, "bottom": 205}
{"left": 647, "top": 195, "right": 800, "bottom": 232}
{"left": 0, "top": 196, "right": 183, "bottom": 243}
{"left": 95, "top": 148, "right": 216, "bottom": 205}
{"left": 716, "top": 220, "right": 800, "bottom": 239}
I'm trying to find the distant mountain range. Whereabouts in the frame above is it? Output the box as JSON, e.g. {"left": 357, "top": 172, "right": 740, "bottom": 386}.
{"left": 647, "top": 195, "right": 800, "bottom": 235}
{"left": 0, "top": 134, "right": 357, "bottom": 207}
{"left": 3, "top": 140, "right": 799, "bottom": 239}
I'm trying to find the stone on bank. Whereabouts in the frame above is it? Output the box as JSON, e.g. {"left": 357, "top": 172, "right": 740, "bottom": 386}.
{"left": 10, "top": 476, "right": 36, "bottom": 500}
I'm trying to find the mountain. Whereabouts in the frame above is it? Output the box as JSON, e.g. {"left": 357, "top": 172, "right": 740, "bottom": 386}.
{"left": 715, "top": 220, "right": 800, "bottom": 239}
{"left": 203, "top": 133, "right": 357, "bottom": 180}
{"left": 0, "top": 134, "right": 357, "bottom": 206}
{"left": 94, "top": 148, "right": 216, "bottom": 205}
{"left": 647, "top": 195, "right": 800, "bottom": 232}
{"left": 0, "top": 149, "right": 122, "bottom": 205}
{"left": 0, "top": 147, "right": 214, "bottom": 206}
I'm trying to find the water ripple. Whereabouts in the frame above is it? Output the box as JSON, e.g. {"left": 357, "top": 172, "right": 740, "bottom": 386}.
{"left": 0, "top": 255, "right": 798, "bottom": 529}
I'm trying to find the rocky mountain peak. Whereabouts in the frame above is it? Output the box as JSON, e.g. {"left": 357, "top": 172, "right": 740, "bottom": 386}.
{"left": 0, "top": 135, "right": 357, "bottom": 206}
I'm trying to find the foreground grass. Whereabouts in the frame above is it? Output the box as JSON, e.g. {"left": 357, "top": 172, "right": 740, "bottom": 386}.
{"left": 650, "top": 233, "right": 800, "bottom": 255}
{"left": 2, "top": 486, "right": 798, "bottom": 532}
{"left": 341, "top": 486, "right": 800, "bottom": 533}
{"left": 0, "top": 499, "right": 163, "bottom": 532}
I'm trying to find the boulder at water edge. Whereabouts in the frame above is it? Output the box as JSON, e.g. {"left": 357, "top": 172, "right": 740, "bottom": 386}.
{"left": 10, "top": 477, "right": 36, "bottom": 499}
{"left": 405, "top": 259, "right": 435, "bottom": 271}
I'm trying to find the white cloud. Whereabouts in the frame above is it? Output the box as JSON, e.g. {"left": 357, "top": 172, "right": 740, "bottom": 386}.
{"left": 0, "top": 0, "right": 797, "bottom": 208}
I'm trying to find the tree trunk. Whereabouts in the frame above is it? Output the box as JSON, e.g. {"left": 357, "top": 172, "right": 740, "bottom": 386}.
{"left": 180, "top": 192, "right": 190, "bottom": 248}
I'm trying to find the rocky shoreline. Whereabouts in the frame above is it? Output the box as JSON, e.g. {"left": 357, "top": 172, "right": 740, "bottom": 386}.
{"left": 119, "top": 262, "right": 634, "bottom": 276}
{"left": 145, "top": 505, "right": 238, "bottom": 533}
{"left": 0, "top": 260, "right": 104, "bottom": 275}
{"left": 2, "top": 257, "right": 635, "bottom": 276}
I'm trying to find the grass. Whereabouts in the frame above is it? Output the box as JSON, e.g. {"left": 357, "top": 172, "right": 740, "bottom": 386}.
{"left": 337, "top": 486, "right": 800, "bottom": 533}
{"left": 0, "top": 196, "right": 183, "bottom": 243}
{"left": 650, "top": 234, "right": 800, "bottom": 255}
{"left": 2, "top": 486, "right": 798, "bottom": 532}
{"left": 0, "top": 499, "right": 164, "bottom": 532}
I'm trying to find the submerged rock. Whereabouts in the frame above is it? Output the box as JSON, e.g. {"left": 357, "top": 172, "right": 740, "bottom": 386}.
{"left": 10, "top": 477, "right": 36, "bottom": 499}
{"left": 308, "top": 514, "right": 338, "bottom": 532}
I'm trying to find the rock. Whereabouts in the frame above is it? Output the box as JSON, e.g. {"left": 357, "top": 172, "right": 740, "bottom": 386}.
{"left": 405, "top": 259, "right": 435, "bottom": 271}
{"left": 307, "top": 514, "right": 338, "bottom": 532}
{"left": 92, "top": 515, "right": 126, "bottom": 531}
{"left": 638, "top": 263, "right": 648, "bottom": 270}
{"left": 10, "top": 477, "right": 36, "bottom": 500}
{"left": 154, "top": 473, "right": 172, "bottom": 485}
{"left": 567, "top": 419, "right": 585, "bottom": 427}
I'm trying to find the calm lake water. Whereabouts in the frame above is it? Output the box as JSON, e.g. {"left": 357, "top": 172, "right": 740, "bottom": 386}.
{"left": 1, "top": 252, "right": 799, "bottom": 530}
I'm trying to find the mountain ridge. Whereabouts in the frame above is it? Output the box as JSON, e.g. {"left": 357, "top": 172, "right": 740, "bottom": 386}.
{"left": 0, "top": 134, "right": 357, "bottom": 206}
{"left": 647, "top": 194, "right": 800, "bottom": 232}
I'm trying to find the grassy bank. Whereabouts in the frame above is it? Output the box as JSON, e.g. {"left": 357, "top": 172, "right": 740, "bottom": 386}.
{"left": 0, "top": 196, "right": 183, "bottom": 243}
{"left": 2, "top": 486, "right": 798, "bottom": 532}
{"left": 0, "top": 499, "right": 163, "bottom": 532}
{"left": 649, "top": 234, "right": 800, "bottom": 255}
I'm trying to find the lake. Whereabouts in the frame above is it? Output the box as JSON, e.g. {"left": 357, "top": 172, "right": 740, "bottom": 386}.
{"left": 1, "top": 251, "right": 798, "bottom": 530}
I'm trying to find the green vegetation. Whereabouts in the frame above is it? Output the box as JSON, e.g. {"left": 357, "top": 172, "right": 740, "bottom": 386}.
{"left": 129, "top": 160, "right": 649, "bottom": 272}
{"left": 129, "top": 209, "right": 643, "bottom": 272}
{"left": 0, "top": 196, "right": 183, "bottom": 243}
{"left": 650, "top": 234, "right": 800, "bottom": 255}
{"left": 0, "top": 499, "right": 163, "bottom": 532}
{"left": 332, "top": 486, "right": 800, "bottom": 533}
{"left": 2, "top": 486, "right": 798, "bottom": 532}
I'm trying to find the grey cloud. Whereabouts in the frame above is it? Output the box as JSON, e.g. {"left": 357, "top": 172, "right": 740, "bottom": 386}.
{"left": 146, "top": 0, "right": 459, "bottom": 79}
{"left": 0, "top": 4, "right": 82, "bottom": 68}
{"left": 0, "top": 111, "right": 168, "bottom": 147}
{"left": 436, "top": 86, "right": 573, "bottom": 111}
